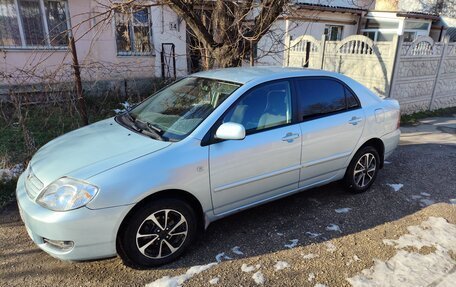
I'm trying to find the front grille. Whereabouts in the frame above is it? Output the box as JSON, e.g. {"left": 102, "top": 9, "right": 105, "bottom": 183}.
{"left": 25, "top": 167, "right": 44, "bottom": 200}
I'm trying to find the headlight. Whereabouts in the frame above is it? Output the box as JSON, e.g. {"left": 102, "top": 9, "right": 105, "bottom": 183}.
{"left": 36, "top": 177, "right": 99, "bottom": 211}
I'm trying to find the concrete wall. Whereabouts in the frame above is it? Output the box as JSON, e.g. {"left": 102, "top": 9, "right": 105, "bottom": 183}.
{"left": 285, "top": 34, "right": 396, "bottom": 98}
{"left": 256, "top": 10, "right": 361, "bottom": 66}
{"left": 285, "top": 33, "right": 456, "bottom": 114}
{"left": 390, "top": 37, "right": 456, "bottom": 113}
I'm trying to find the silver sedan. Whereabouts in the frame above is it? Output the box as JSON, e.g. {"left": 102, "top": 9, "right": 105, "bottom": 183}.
{"left": 16, "top": 67, "right": 400, "bottom": 268}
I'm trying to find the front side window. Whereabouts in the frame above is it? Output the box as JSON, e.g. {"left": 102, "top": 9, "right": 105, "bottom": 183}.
{"left": 223, "top": 81, "right": 292, "bottom": 134}
{"left": 115, "top": 7, "right": 152, "bottom": 56}
{"left": 130, "top": 77, "right": 240, "bottom": 141}
{"left": 296, "top": 78, "right": 358, "bottom": 120}
{"left": 0, "top": 0, "right": 68, "bottom": 48}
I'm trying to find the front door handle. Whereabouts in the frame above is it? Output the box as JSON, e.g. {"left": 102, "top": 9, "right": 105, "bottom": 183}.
{"left": 348, "top": 116, "right": 362, "bottom": 125}
{"left": 282, "top": 132, "right": 300, "bottom": 142}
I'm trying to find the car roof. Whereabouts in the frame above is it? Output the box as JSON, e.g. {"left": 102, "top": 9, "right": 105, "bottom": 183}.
{"left": 192, "top": 66, "right": 343, "bottom": 84}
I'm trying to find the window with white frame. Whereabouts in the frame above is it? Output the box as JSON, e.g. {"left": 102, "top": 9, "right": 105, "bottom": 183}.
{"left": 115, "top": 7, "right": 153, "bottom": 56}
{"left": 0, "top": 0, "right": 69, "bottom": 48}
{"left": 324, "top": 25, "right": 343, "bottom": 41}
{"left": 361, "top": 18, "right": 430, "bottom": 42}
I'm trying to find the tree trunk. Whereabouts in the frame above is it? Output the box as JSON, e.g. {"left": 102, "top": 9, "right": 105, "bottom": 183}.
{"left": 69, "top": 36, "right": 88, "bottom": 126}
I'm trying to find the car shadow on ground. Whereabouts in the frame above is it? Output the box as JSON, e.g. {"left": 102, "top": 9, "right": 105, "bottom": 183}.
{"left": 1, "top": 141, "right": 455, "bottom": 285}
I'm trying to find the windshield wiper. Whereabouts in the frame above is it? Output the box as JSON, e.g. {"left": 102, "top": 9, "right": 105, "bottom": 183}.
{"left": 135, "top": 118, "right": 164, "bottom": 141}
{"left": 121, "top": 110, "right": 141, "bottom": 132}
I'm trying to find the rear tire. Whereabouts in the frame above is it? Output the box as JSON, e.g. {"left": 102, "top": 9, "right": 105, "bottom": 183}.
{"left": 344, "top": 146, "right": 380, "bottom": 193}
{"left": 117, "top": 198, "right": 197, "bottom": 269}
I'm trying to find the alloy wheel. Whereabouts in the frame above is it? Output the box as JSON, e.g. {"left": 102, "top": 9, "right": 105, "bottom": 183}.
{"left": 353, "top": 152, "right": 377, "bottom": 188}
{"left": 136, "top": 209, "right": 188, "bottom": 259}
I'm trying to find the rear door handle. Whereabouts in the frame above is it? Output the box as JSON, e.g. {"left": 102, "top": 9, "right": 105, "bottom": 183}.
{"left": 282, "top": 132, "right": 300, "bottom": 142}
{"left": 348, "top": 116, "right": 362, "bottom": 125}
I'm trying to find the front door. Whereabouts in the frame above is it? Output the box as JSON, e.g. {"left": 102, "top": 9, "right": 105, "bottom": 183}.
{"left": 209, "top": 80, "right": 302, "bottom": 215}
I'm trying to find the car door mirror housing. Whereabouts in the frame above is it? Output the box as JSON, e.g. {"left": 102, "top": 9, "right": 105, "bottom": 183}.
{"left": 215, "top": 122, "right": 246, "bottom": 140}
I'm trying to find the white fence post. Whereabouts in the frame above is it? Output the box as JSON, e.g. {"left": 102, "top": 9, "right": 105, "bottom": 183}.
{"left": 386, "top": 34, "right": 400, "bottom": 98}
{"left": 283, "top": 35, "right": 291, "bottom": 67}
{"left": 319, "top": 34, "right": 326, "bottom": 70}
{"left": 429, "top": 36, "right": 449, "bottom": 110}
{"left": 389, "top": 35, "right": 405, "bottom": 100}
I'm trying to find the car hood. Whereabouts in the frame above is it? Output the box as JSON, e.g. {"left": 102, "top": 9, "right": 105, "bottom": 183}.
{"left": 30, "top": 117, "right": 171, "bottom": 185}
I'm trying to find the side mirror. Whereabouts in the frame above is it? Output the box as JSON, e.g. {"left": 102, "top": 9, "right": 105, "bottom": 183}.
{"left": 215, "top": 122, "right": 246, "bottom": 140}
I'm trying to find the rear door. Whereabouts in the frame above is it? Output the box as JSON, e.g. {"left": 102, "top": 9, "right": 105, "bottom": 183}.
{"left": 294, "top": 77, "right": 364, "bottom": 188}
{"left": 208, "top": 80, "right": 302, "bottom": 215}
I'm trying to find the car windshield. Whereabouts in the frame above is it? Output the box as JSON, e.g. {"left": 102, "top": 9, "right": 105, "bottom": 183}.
{"left": 130, "top": 77, "right": 241, "bottom": 141}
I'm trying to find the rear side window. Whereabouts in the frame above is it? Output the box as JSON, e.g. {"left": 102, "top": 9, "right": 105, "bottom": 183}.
{"left": 346, "top": 88, "right": 360, "bottom": 109}
{"left": 295, "top": 78, "right": 359, "bottom": 120}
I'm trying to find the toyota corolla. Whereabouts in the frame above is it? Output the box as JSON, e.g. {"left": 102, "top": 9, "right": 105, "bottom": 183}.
{"left": 16, "top": 67, "right": 400, "bottom": 268}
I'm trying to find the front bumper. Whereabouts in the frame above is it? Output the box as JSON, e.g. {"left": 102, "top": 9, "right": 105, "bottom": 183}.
{"left": 16, "top": 173, "right": 134, "bottom": 261}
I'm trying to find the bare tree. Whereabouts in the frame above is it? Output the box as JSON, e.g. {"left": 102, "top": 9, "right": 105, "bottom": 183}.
{"left": 163, "top": 0, "right": 289, "bottom": 68}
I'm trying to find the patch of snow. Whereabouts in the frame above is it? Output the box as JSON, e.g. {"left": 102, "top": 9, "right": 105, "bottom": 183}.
{"left": 420, "top": 192, "right": 431, "bottom": 197}
{"left": 387, "top": 183, "right": 404, "bottom": 191}
{"left": 113, "top": 101, "right": 132, "bottom": 114}
{"left": 252, "top": 271, "right": 265, "bottom": 285}
{"left": 209, "top": 277, "right": 219, "bottom": 285}
{"left": 326, "top": 224, "right": 342, "bottom": 233}
{"left": 450, "top": 199, "right": 456, "bottom": 205}
{"left": 0, "top": 163, "right": 24, "bottom": 182}
{"left": 215, "top": 252, "right": 232, "bottom": 263}
{"left": 241, "top": 263, "right": 259, "bottom": 273}
{"left": 302, "top": 253, "right": 318, "bottom": 259}
{"left": 325, "top": 242, "right": 337, "bottom": 252}
{"left": 276, "top": 232, "right": 284, "bottom": 236}
{"left": 348, "top": 217, "right": 456, "bottom": 287}
{"left": 274, "top": 261, "right": 290, "bottom": 270}
{"left": 411, "top": 195, "right": 422, "bottom": 200}
{"left": 308, "top": 273, "right": 315, "bottom": 282}
{"left": 384, "top": 160, "right": 392, "bottom": 164}
{"left": 231, "top": 246, "right": 244, "bottom": 255}
{"left": 335, "top": 208, "right": 351, "bottom": 213}
{"left": 306, "top": 232, "right": 322, "bottom": 238}
{"left": 284, "top": 239, "right": 299, "bottom": 248}
{"left": 146, "top": 262, "right": 217, "bottom": 287}
{"left": 0, "top": 169, "right": 13, "bottom": 182}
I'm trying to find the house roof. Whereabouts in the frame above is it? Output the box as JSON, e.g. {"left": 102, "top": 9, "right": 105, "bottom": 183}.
{"left": 294, "top": 3, "right": 366, "bottom": 15}
{"left": 395, "top": 11, "right": 440, "bottom": 21}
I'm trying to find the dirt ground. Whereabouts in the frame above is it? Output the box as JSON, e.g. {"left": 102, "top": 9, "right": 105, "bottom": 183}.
{"left": 1, "top": 117, "right": 455, "bottom": 287}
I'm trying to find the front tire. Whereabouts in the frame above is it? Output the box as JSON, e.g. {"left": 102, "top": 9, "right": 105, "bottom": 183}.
{"left": 344, "top": 146, "right": 380, "bottom": 193}
{"left": 117, "top": 198, "right": 197, "bottom": 268}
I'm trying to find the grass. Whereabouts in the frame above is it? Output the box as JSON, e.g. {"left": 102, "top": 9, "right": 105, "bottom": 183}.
{"left": 0, "top": 96, "right": 133, "bottom": 207}
{"left": 0, "top": 80, "right": 170, "bottom": 208}
{"left": 401, "top": 107, "right": 456, "bottom": 126}
{"left": 0, "top": 179, "right": 17, "bottom": 209}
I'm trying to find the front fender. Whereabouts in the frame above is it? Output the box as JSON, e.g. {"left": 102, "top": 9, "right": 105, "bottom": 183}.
{"left": 86, "top": 139, "right": 212, "bottom": 214}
